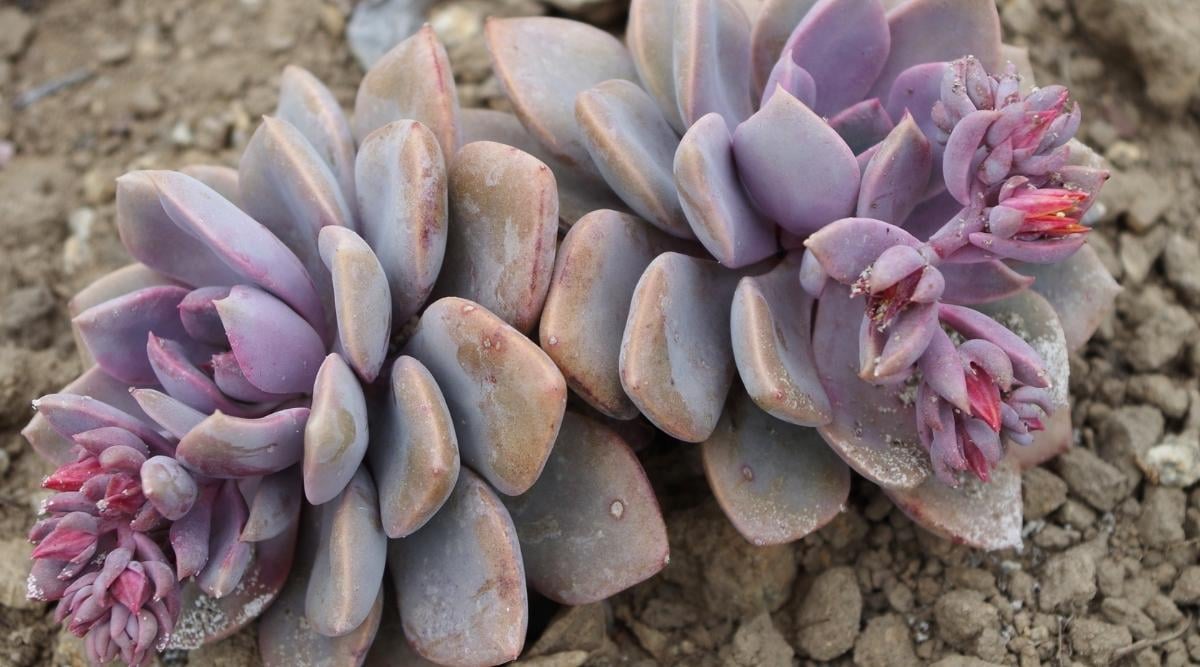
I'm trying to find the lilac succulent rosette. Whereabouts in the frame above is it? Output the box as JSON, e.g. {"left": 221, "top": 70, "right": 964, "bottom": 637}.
{"left": 484, "top": 0, "right": 1118, "bottom": 550}
{"left": 23, "top": 27, "right": 669, "bottom": 667}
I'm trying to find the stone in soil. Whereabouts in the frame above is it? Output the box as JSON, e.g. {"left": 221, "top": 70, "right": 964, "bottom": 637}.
{"left": 722, "top": 613, "right": 794, "bottom": 667}
{"left": 1069, "top": 618, "right": 1133, "bottom": 664}
{"left": 794, "top": 566, "right": 862, "bottom": 661}
{"left": 1039, "top": 548, "right": 1097, "bottom": 611}
{"left": 1171, "top": 565, "right": 1200, "bottom": 605}
{"left": 854, "top": 613, "right": 919, "bottom": 667}
{"left": 1022, "top": 467, "right": 1068, "bottom": 520}
{"left": 934, "top": 590, "right": 999, "bottom": 647}
{"left": 1057, "top": 446, "right": 1132, "bottom": 511}
{"left": 1138, "top": 486, "right": 1187, "bottom": 547}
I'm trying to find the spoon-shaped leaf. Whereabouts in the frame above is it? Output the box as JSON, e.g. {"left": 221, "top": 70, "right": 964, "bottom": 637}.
{"left": 886, "top": 460, "right": 1022, "bottom": 551}
{"left": 404, "top": 297, "right": 566, "bottom": 496}
{"left": 215, "top": 285, "right": 326, "bottom": 396}
{"left": 129, "top": 388, "right": 204, "bottom": 440}
{"left": 74, "top": 285, "right": 191, "bottom": 385}
{"left": 33, "top": 392, "right": 174, "bottom": 458}
{"left": 319, "top": 227, "right": 391, "bottom": 382}
{"left": 304, "top": 354, "right": 370, "bottom": 506}
{"left": 750, "top": 0, "right": 819, "bottom": 91}
{"left": 938, "top": 261, "right": 1035, "bottom": 306}
{"left": 783, "top": 0, "right": 890, "bottom": 116}
{"left": 1012, "top": 244, "right": 1119, "bottom": 353}
{"left": 857, "top": 114, "right": 932, "bottom": 224}
{"left": 243, "top": 466, "right": 303, "bottom": 542}
{"left": 176, "top": 408, "right": 309, "bottom": 478}
{"left": 627, "top": 0, "right": 685, "bottom": 133}
{"left": 504, "top": 412, "right": 668, "bottom": 604}
{"left": 197, "top": 481, "right": 254, "bottom": 599}
{"left": 674, "top": 0, "right": 755, "bottom": 130}
{"left": 180, "top": 165, "right": 241, "bottom": 206}
{"left": 68, "top": 263, "right": 179, "bottom": 368}
{"left": 146, "top": 334, "right": 245, "bottom": 416}
{"left": 276, "top": 65, "right": 357, "bottom": 210}
{"left": 23, "top": 368, "right": 159, "bottom": 465}
{"left": 702, "top": 389, "right": 849, "bottom": 545}
{"left": 389, "top": 468, "right": 527, "bottom": 666}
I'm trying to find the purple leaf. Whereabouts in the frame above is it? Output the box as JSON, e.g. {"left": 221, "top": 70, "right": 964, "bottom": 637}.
{"left": 404, "top": 297, "right": 566, "bottom": 496}
{"left": 943, "top": 109, "right": 1000, "bottom": 204}
{"left": 813, "top": 284, "right": 932, "bottom": 488}
{"left": 627, "top": 0, "right": 686, "bottom": 133}
{"left": 620, "top": 252, "right": 740, "bottom": 442}
{"left": 829, "top": 98, "right": 895, "bottom": 155}
{"left": 504, "top": 412, "right": 668, "bottom": 604}
{"left": 966, "top": 232, "right": 1088, "bottom": 264}
{"left": 539, "top": 210, "right": 696, "bottom": 420}
{"left": 23, "top": 367, "right": 158, "bottom": 465}
{"left": 576, "top": 79, "right": 691, "bottom": 238}
{"left": 368, "top": 356, "right": 459, "bottom": 539}
{"left": 803, "top": 217, "right": 920, "bottom": 283}
{"left": 674, "top": 0, "right": 755, "bottom": 130}
{"left": 433, "top": 141, "right": 558, "bottom": 334}
{"left": 306, "top": 467, "right": 387, "bottom": 638}
{"left": 140, "top": 455, "right": 198, "bottom": 521}
{"left": 73, "top": 285, "right": 191, "bottom": 385}
{"left": 209, "top": 352, "right": 291, "bottom": 406}
{"left": 938, "top": 260, "right": 1034, "bottom": 305}
{"left": 242, "top": 466, "right": 302, "bottom": 543}
{"left": 783, "top": 0, "right": 890, "bottom": 115}
{"left": 1013, "top": 243, "right": 1119, "bottom": 352}
{"left": 389, "top": 468, "right": 527, "bottom": 666}
{"left": 197, "top": 481, "right": 254, "bottom": 599}
{"left": 276, "top": 65, "right": 357, "bottom": 211}
{"left": 130, "top": 388, "right": 204, "bottom": 439}
{"left": 732, "top": 90, "right": 859, "bottom": 236}
{"left": 355, "top": 120, "right": 447, "bottom": 326}
{"left": 171, "top": 484, "right": 217, "bottom": 581}
{"left": 761, "top": 50, "right": 817, "bottom": 108}
{"left": 303, "top": 354, "right": 369, "bottom": 506}
{"left": 73, "top": 426, "right": 149, "bottom": 458}
{"left": 900, "top": 189, "right": 960, "bottom": 240}
{"left": 702, "top": 389, "right": 849, "bottom": 545}
{"left": 176, "top": 408, "right": 310, "bottom": 478}
{"left": 675, "top": 113, "right": 778, "bottom": 267}
{"left": 886, "top": 460, "right": 1022, "bottom": 551}
{"left": 33, "top": 393, "right": 174, "bottom": 458}
{"left": 68, "top": 263, "right": 180, "bottom": 368}
{"left": 178, "top": 286, "right": 231, "bottom": 346}
{"left": 354, "top": 25, "right": 460, "bottom": 155}
{"left": 868, "top": 0, "right": 1002, "bottom": 100}
{"left": 319, "top": 226, "right": 391, "bottom": 382}
{"left": 731, "top": 253, "right": 832, "bottom": 426}
{"left": 939, "top": 299, "right": 1055, "bottom": 392}
{"left": 750, "top": 0, "right": 820, "bottom": 91}
{"left": 215, "top": 285, "right": 326, "bottom": 396}
{"left": 486, "top": 17, "right": 636, "bottom": 172}
{"left": 885, "top": 61, "right": 949, "bottom": 198}
{"left": 180, "top": 165, "right": 241, "bottom": 206}
{"left": 857, "top": 114, "right": 932, "bottom": 223}
{"left": 146, "top": 334, "right": 244, "bottom": 416}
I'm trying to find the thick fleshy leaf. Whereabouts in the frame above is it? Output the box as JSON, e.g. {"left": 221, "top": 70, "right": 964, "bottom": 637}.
{"left": 886, "top": 460, "right": 1022, "bottom": 551}
{"left": 627, "top": 0, "right": 685, "bottom": 133}
{"left": 197, "top": 481, "right": 254, "bottom": 599}
{"left": 259, "top": 509, "right": 382, "bottom": 667}
{"left": 1007, "top": 404, "right": 1071, "bottom": 470}
{"left": 620, "top": 252, "right": 739, "bottom": 442}
{"left": 487, "top": 17, "right": 636, "bottom": 172}
{"left": 503, "top": 412, "right": 668, "bottom": 604}
{"left": 33, "top": 393, "right": 173, "bottom": 458}
{"left": 942, "top": 109, "right": 1000, "bottom": 205}
{"left": 367, "top": 356, "right": 459, "bottom": 539}
{"left": 577, "top": 79, "right": 690, "bottom": 238}
{"left": 176, "top": 408, "right": 309, "bottom": 478}
{"left": 354, "top": 25, "right": 460, "bottom": 155}
{"left": 243, "top": 467, "right": 302, "bottom": 542}
{"left": 171, "top": 484, "right": 217, "bottom": 582}
{"left": 180, "top": 165, "right": 241, "bottom": 206}
{"left": 404, "top": 297, "right": 567, "bottom": 496}
{"left": 938, "top": 261, "right": 1034, "bottom": 305}
{"left": 318, "top": 227, "right": 390, "bottom": 382}
{"left": 783, "top": 0, "right": 890, "bottom": 116}
{"left": 68, "top": 263, "right": 179, "bottom": 367}
{"left": 732, "top": 90, "right": 859, "bottom": 236}
{"left": 868, "top": 0, "right": 1002, "bottom": 100}
{"left": 121, "top": 171, "right": 326, "bottom": 334}
{"left": 804, "top": 217, "right": 921, "bottom": 283}
{"left": 179, "top": 287, "right": 231, "bottom": 346}
{"left": 674, "top": 0, "right": 755, "bottom": 129}
{"left": 1013, "top": 244, "right": 1119, "bottom": 352}
{"left": 168, "top": 519, "right": 298, "bottom": 649}
{"left": 306, "top": 468, "right": 387, "bottom": 638}
{"left": 540, "top": 210, "right": 694, "bottom": 420}
{"left": 702, "top": 389, "right": 849, "bottom": 545}
{"left": 215, "top": 285, "right": 326, "bottom": 395}
{"left": 731, "top": 253, "right": 832, "bottom": 426}
{"left": 857, "top": 114, "right": 932, "bottom": 224}
{"left": 459, "top": 108, "right": 627, "bottom": 227}
{"left": 885, "top": 61, "right": 949, "bottom": 198}
{"left": 675, "top": 113, "right": 777, "bottom": 267}
{"left": 129, "top": 388, "right": 204, "bottom": 439}
{"left": 146, "top": 334, "right": 244, "bottom": 416}
{"left": 761, "top": 50, "right": 817, "bottom": 108}
{"left": 304, "top": 354, "right": 369, "bottom": 506}
{"left": 813, "top": 285, "right": 931, "bottom": 489}
{"left": 389, "top": 468, "right": 527, "bottom": 666}
{"left": 73, "top": 426, "right": 149, "bottom": 458}
{"left": 355, "top": 120, "right": 447, "bottom": 325}
{"left": 239, "top": 115, "right": 354, "bottom": 332}
{"left": 970, "top": 290, "right": 1070, "bottom": 408}
{"left": 1001, "top": 43, "right": 1037, "bottom": 94}
{"left": 829, "top": 98, "right": 895, "bottom": 154}
{"left": 433, "top": 141, "right": 558, "bottom": 334}
{"left": 276, "top": 65, "right": 357, "bottom": 210}
{"left": 750, "top": 0, "right": 820, "bottom": 91}
{"left": 73, "top": 285, "right": 190, "bottom": 385}
{"left": 141, "top": 455, "right": 198, "bottom": 521}
{"left": 23, "top": 368, "right": 158, "bottom": 465}
{"left": 362, "top": 597, "right": 440, "bottom": 667}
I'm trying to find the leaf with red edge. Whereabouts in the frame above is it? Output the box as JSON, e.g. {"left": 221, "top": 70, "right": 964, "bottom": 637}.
{"left": 73, "top": 285, "right": 191, "bottom": 385}
{"left": 886, "top": 460, "right": 1022, "bottom": 551}
{"left": 23, "top": 367, "right": 158, "bottom": 465}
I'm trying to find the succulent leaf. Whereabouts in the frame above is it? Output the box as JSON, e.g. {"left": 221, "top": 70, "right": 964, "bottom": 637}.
{"left": 242, "top": 467, "right": 303, "bottom": 543}
{"left": 318, "top": 226, "right": 391, "bottom": 382}
{"left": 576, "top": 79, "right": 691, "bottom": 238}
{"left": 176, "top": 408, "right": 310, "bottom": 478}
{"left": 367, "top": 356, "right": 460, "bottom": 539}
{"left": 857, "top": 114, "right": 932, "bottom": 223}
{"left": 749, "top": 0, "right": 819, "bottom": 90}
{"left": 388, "top": 468, "right": 527, "bottom": 666}
{"left": 23, "top": 368, "right": 158, "bottom": 465}
{"left": 675, "top": 113, "right": 778, "bottom": 267}
{"left": 829, "top": 98, "right": 895, "bottom": 154}
{"left": 783, "top": 0, "right": 890, "bottom": 116}
{"left": 180, "top": 165, "right": 241, "bottom": 206}
{"left": 33, "top": 392, "right": 174, "bottom": 458}
{"left": 68, "top": 263, "right": 181, "bottom": 368}
{"left": 215, "top": 285, "right": 326, "bottom": 396}
{"left": 433, "top": 141, "right": 558, "bottom": 334}
{"left": 1012, "top": 243, "right": 1119, "bottom": 352}
{"left": 674, "top": 0, "right": 756, "bottom": 130}
{"left": 937, "top": 261, "right": 1034, "bottom": 305}
{"left": 761, "top": 50, "right": 817, "bottom": 108}
{"left": 731, "top": 253, "right": 832, "bottom": 426}
{"left": 130, "top": 388, "right": 205, "bottom": 440}
{"left": 886, "top": 459, "right": 1022, "bottom": 550}
{"left": 503, "top": 412, "right": 668, "bottom": 605}
{"left": 303, "top": 354, "right": 370, "bottom": 506}
{"left": 276, "top": 65, "right": 357, "bottom": 211}
{"left": 73, "top": 285, "right": 192, "bottom": 385}
{"left": 620, "top": 252, "right": 740, "bottom": 442}
{"left": 353, "top": 24, "right": 460, "bottom": 155}
{"left": 196, "top": 481, "right": 254, "bottom": 599}
{"left": 404, "top": 297, "right": 566, "bottom": 496}
{"left": 627, "top": 0, "right": 686, "bottom": 133}
{"left": 702, "top": 389, "right": 849, "bottom": 545}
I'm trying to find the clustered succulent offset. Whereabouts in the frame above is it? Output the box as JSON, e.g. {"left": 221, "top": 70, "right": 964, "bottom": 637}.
{"left": 24, "top": 26, "right": 670, "bottom": 667}
{"left": 483, "top": 0, "right": 1118, "bottom": 549}
{"left": 23, "top": 0, "right": 1123, "bottom": 665}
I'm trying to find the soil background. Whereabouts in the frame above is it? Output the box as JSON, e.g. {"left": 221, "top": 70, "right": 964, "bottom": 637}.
{"left": 0, "top": 0, "right": 1198, "bottom": 665}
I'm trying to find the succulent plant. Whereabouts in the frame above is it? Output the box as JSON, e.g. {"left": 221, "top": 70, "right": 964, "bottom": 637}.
{"left": 483, "top": 0, "right": 1119, "bottom": 550}
{"left": 23, "top": 26, "right": 669, "bottom": 667}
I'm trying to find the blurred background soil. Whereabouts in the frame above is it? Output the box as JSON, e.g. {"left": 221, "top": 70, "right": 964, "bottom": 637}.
{"left": 0, "top": 0, "right": 1198, "bottom": 665}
